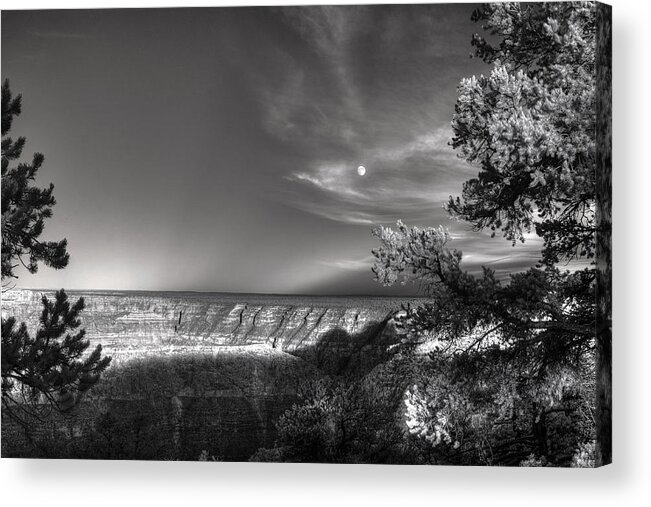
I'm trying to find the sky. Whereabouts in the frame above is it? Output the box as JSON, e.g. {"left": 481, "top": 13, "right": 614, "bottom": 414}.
{"left": 1, "top": 5, "right": 544, "bottom": 295}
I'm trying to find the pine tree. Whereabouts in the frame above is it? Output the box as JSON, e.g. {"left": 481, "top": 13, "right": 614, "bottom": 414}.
{"left": 1, "top": 79, "right": 111, "bottom": 426}
{"left": 1, "top": 80, "right": 69, "bottom": 283}
{"left": 372, "top": 2, "right": 611, "bottom": 466}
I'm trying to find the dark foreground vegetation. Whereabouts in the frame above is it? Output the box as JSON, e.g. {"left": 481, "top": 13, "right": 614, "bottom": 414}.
{"left": 3, "top": 350, "right": 318, "bottom": 460}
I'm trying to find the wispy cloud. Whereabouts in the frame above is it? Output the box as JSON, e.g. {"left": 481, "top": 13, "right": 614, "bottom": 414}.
{"left": 281, "top": 6, "right": 366, "bottom": 120}
{"left": 252, "top": 7, "right": 369, "bottom": 152}
{"left": 450, "top": 228, "right": 542, "bottom": 278}
{"left": 282, "top": 127, "right": 475, "bottom": 225}
{"left": 245, "top": 6, "right": 482, "bottom": 228}
{"left": 290, "top": 169, "right": 367, "bottom": 199}
{"left": 318, "top": 254, "right": 375, "bottom": 271}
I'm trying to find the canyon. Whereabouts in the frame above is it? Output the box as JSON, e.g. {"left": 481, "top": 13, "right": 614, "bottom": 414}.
{"left": 2, "top": 289, "right": 419, "bottom": 460}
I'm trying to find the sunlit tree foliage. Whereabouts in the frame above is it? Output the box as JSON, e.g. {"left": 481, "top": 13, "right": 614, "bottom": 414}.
{"left": 372, "top": 2, "right": 609, "bottom": 466}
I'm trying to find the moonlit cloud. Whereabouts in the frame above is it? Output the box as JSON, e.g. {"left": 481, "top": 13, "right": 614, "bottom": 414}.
{"left": 289, "top": 168, "right": 367, "bottom": 200}
{"left": 282, "top": 127, "right": 475, "bottom": 226}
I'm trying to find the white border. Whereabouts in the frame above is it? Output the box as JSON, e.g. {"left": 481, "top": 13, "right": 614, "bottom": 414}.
{"left": 2, "top": 1, "right": 650, "bottom": 505}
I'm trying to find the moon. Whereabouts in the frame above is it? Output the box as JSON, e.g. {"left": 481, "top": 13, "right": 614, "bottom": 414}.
{"left": 357, "top": 165, "right": 366, "bottom": 176}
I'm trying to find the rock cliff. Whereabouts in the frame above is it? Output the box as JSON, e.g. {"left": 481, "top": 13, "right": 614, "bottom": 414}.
{"left": 2, "top": 289, "right": 410, "bottom": 361}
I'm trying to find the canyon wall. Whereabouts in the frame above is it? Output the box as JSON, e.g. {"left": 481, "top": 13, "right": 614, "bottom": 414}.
{"left": 2, "top": 289, "right": 409, "bottom": 360}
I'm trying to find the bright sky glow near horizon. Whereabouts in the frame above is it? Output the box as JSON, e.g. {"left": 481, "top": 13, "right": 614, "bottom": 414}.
{"left": 2, "top": 5, "right": 544, "bottom": 295}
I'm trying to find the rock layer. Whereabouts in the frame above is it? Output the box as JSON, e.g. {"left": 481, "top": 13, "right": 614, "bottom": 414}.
{"left": 1, "top": 289, "right": 411, "bottom": 361}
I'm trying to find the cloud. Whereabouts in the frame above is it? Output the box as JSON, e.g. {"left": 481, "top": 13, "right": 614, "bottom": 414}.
{"left": 257, "top": 66, "right": 307, "bottom": 141}
{"left": 242, "top": 6, "right": 485, "bottom": 229}
{"left": 371, "top": 130, "right": 454, "bottom": 163}
{"left": 447, "top": 227, "right": 542, "bottom": 279}
{"left": 280, "top": 5, "right": 366, "bottom": 116}
{"left": 252, "top": 6, "right": 462, "bottom": 154}
{"left": 318, "top": 254, "right": 375, "bottom": 271}
{"left": 281, "top": 126, "right": 475, "bottom": 225}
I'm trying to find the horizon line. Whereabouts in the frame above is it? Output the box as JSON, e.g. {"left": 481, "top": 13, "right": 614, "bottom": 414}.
{"left": 6, "top": 286, "right": 426, "bottom": 299}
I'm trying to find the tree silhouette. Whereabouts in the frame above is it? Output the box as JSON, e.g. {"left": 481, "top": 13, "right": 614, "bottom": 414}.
{"left": 1, "top": 79, "right": 111, "bottom": 427}
{"left": 1, "top": 81, "right": 69, "bottom": 284}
